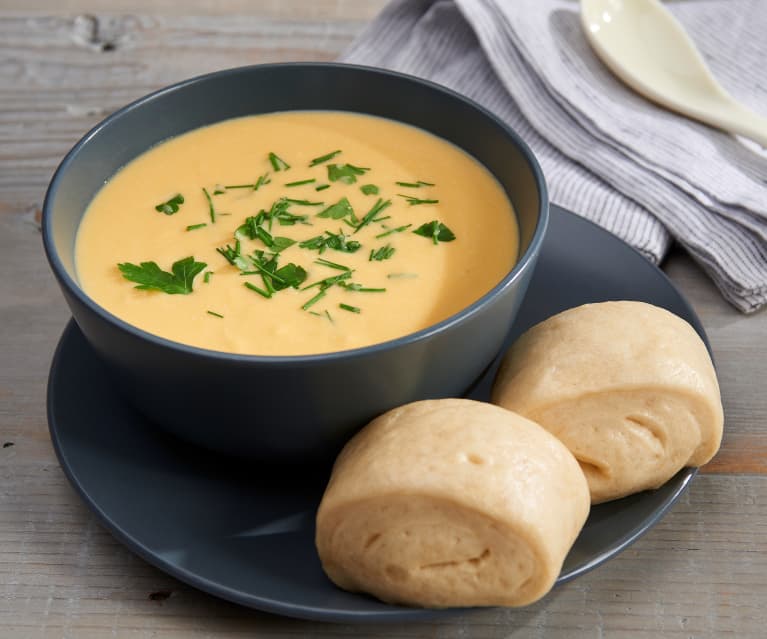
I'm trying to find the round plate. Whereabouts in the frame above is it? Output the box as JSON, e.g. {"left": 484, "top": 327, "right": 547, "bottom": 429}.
{"left": 48, "top": 206, "right": 701, "bottom": 622}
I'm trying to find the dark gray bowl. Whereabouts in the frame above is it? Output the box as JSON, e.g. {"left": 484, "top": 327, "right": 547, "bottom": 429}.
{"left": 42, "top": 63, "right": 548, "bottom": 460}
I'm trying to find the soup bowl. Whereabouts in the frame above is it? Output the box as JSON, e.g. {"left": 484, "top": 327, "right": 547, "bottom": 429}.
{"left": 42, "top": 63, "right": 548, "bottom": 460}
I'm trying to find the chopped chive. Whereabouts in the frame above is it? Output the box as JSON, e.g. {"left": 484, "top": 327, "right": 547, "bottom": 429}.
{"left": 244, "top": 281, "right": 272, "bottom": 298}
{"left": 360, "top": 184, "right": 379, "bottom": 195}
{"left": 309, "top": 150, "right": 342, "bottom": 167}
{"left": 301, "top": 289, "right": 327, "bottom": 311}
{"left": 308, "top": 311, "right": 322, "bottom": 317}
{"left": 369, "top": 244, "right": 395, "bottom": 261}
{"left": 372, "top": 215, "right": 391, "bottom": 223}
{"left": 375, "top": 223, "right": 412, "bottom": 239}
{"left": 398, "top": 194, "right": 439, "bottom": 206}
{"left": 302, "top": 270, "right": 353, "bottom": 291}
{"left": 353, "top": 198, "right": 391, "bottom": 234}
{"left": 395, "top": 180, "right": 435, "bottom": 188}
{"left": 285, "top": 178, "right": 316, "bottom": 187}
{"left": 186, "top": 223, "right": 207, "bottom": 231}
{"left": 203, "top": 271, "right": 212, "bottom": 283}
{"left": 213, "top": 184, "right": 226, "bottom": 195}
{"left": 207, "top": 310, "right": 224, "bottom": 318}
{"left": 284, "top": 198, "right": 323, "bottom": 206}
{"left": 315, "top": 184, "right": 331, "bottom": 192}
{"left": 315, "top": 258, "right": 351, "bottom": 271}
{"left": 202, "top": 187, "right": 216, "bottom": 223}
{"left": 387, "top": 272, "right": 418, "bottom": 279}
{"left": 269, "top": 152, "right": 290, "bottom": 171}
{"left": 155, "top": 193, "right": 184, "bottom": 215}
{"left": 339, "top": 282, "right": 387, "bottom": 292}
{"left": 224, "top": 173, "right": 271, "bottom": 191}
{"left": 324, "top": 310, "right": 333, "bottom": 323}
{"left": 339, "top": 303, "right": 361, "bottom": 314}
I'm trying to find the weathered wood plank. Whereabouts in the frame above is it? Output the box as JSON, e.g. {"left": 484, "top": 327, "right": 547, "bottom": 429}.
{"left": 1, "top": 1, "right": 765, "bottom": 637}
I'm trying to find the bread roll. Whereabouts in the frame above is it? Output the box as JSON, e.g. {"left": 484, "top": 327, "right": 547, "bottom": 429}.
{"left": 492, "top": 301, "right": 723, "bottom": 504}
{"left": 315, "top": 399, "right": 590, "bottom": 608}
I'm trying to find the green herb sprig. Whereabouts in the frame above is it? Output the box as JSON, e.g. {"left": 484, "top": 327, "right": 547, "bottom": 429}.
{"left": 155, "top": 194, "right": 184, "bottom": 215}
{"left": 413, "top": 220, "right": 456, "bottom": 244}
{"left": 118, "top": 256, "right": 206, "bottom": 295}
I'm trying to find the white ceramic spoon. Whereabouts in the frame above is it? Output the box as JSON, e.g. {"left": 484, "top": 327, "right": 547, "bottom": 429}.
{"left": 581, "top": 0, "right": 767, "bottom": 147}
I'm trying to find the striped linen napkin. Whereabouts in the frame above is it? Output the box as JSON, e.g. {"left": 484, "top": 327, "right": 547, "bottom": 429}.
{"left": 340, "top": 0, "right": 767, "bottom": 313}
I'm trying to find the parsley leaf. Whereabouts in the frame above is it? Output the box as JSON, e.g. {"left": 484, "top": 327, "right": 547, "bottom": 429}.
{"left": 327, "top": 163, "right": 369, "bottom": 184}
{"left": 317, "top": 197, "right": 354, "bottom": 220}
{"left": 360, "top": 184, "right": 379, "bottom": 195}
{"left": 413, "top": 220, "right": 456, "bottom": 244}
{"left": 118, "top": 256, "right": 207, "bottom": 294}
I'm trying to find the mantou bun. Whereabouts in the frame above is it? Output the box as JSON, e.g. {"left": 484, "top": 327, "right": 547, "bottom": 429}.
{"left": 492, "top": 301, "right": 723, "bottom": 504}
{"left": 315, "top": 398, "right": 590, "bottom": 608}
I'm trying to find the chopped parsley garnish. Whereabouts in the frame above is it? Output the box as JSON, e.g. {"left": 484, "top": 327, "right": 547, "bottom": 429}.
{"left": 207, "top": 310, "right": 224, "bottom": 318}
{"left": 203, "top": 271, "right": 212, "bottom": 283}
{"left": 413, "top": 220, "right": 456, "bottom": 244}
{"left": 244, "top": 281, "right": 271, "bottom": 298}
{"left": 315, "top": 184, "right": 331, "bottom": 192}
{"left": 315, "top": 258, "right": 351, "bottom": 271}
{"left": 339, "top": 303, "right": 361, "bottom": 314}
{"left": 224, "top": 173, "right": 271, "bottom": 191}
{"left": 395, "top": 180, "right": 435, "bottom": 188}
{"left": 283, "top": 198, "right": 323, "bottom": 206}
{"left": 309, "top": 150, "right": 341, "bottom": 167}
{"left": 186, "top": 223, "right": 207, "bottom": 231}
{"left": 299, "top": 230, "right": 361, "bottom": 254}
{"left": 155, "top": 194, "right": 184, "bottom": 215}
{"left": 369, "top": 244, "right": 396, "bottom": 261}
{"left": 301, "top": 289, "right": 327, "bottom": 311}
{"left": 244, "top": 251, "right": 307, "bottom": 292}
{"left": 317, "top": 197, "right": 354, "bottom": 220}
{"left": 202, "top": 187, "right": 217, "bottom": 223}
{"left": 338, "top": 282, "right": 386, "bottom": 293}
{"left": 216, "top": 240, "right": 253, "bottom": 272}
{"left": 285, "top": 178, "right": 316, "bottom": 187}
{"left": 375, "top": 223, "right": 412, "bottom": 239}
{"left": 353, "top": 198, "right": 391, "bottom": 234}
{"left": 360, "top": 184, "right": 379, "bottom": 195}
{"left": 269, "top": 152, "right": 291, "bottom": 171}
{"left": 302, "top": 270, "right": 353, "bottom": 291}
{"left": 118, "top": 256, "right": 206, "bottom": 295}
{"left": 327, "top": 163, "right": 370, "bottom": 184}
{"left": 398, "top": 194, "right": 439, "bottom": 206}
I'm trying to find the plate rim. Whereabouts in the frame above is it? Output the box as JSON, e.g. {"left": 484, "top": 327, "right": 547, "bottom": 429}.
{"left": 47, "top": 205, "right": 706, "bottom": 622}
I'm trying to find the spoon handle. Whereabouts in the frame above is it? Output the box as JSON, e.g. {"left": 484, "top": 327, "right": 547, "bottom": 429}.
{"left": 696, "top": 98, "right": 767, "bottom": 149}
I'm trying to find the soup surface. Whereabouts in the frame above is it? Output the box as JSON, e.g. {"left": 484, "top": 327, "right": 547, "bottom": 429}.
{"left": 76, "top": 111, "right": 519, "bottom": 355}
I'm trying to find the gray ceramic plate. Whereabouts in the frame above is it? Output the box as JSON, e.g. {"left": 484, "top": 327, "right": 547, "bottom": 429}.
{"left": 48, "top": 205, "right": 701, "bottom": 622}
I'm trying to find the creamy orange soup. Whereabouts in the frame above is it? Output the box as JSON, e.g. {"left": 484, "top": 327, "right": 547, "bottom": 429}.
{"left": 75, "top": 112, "right": 519, "bottom": 355}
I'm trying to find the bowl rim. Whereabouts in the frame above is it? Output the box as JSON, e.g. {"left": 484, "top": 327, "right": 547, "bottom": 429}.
{"left": 42, "top": 61, "right": 549, "bottom": 365}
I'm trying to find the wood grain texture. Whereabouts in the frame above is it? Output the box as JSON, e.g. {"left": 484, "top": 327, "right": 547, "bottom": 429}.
{"left": 1, "top": 1, "right": 765, "bottom": 637}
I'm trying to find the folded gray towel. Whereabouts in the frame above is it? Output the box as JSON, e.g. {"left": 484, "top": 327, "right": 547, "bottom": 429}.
{"left": 341, "top": 0, "right": 767, "bottom": 312}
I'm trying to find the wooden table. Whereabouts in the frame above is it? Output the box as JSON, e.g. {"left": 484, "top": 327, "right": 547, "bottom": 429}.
{"left": 1, "top": 2, "right": 765, "bottom": 636}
